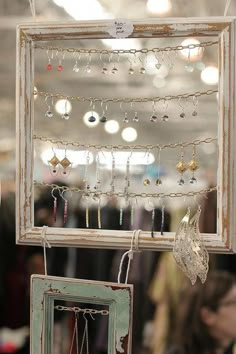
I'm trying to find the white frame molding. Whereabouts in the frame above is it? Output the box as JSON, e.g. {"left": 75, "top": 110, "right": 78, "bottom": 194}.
{"left": 16, "top": 18, "right": 236, "bottom": 252}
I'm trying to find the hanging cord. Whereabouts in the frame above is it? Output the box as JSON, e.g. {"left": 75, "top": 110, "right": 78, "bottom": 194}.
{"left": 28, "top": 0, "right": 36, "bottom": 20}
{"left": 224, "top": 0, "right": 232, "bottom": 16}
{"left": 117, "top": 229, "right": 141, "bottom": 284}
{"left": 41, "top": 226, "right": 51, "bottom": 276}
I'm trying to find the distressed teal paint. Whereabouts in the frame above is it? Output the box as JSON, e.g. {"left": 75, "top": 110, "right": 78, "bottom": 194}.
{"left": 31, "top": 275, "right": 133, "bottom": 354}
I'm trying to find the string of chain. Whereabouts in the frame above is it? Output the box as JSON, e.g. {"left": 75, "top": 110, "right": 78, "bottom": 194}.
{"left": 34, "top": 181, "right": 217, "bottom": 199}
{"left": 55, "top": 305, "right": 109, "bottom": 316}
{"left": 35, "top": 89, "right": 217, "bottom": 104}
{"left": 34, "top": 135, "right": 217, "bottom": 151}
{"left": 35, "top": 40, "right": 217, "bottom": 55}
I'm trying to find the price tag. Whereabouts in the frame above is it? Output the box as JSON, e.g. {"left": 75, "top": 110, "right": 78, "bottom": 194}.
{"left": 107, "top": 20, "right": 134, "bottom": 39}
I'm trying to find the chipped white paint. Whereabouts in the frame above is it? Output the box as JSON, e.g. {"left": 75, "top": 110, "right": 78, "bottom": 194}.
{"left": 16, "top": 18, "right": 236, "bottom": 253}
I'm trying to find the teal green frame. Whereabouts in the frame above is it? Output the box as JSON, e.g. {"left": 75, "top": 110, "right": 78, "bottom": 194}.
{"left": 31, "top": 275, "right": 133, "bottom": 354}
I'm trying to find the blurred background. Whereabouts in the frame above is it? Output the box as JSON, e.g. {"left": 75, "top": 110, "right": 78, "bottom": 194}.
{"left": 0, "top": 1, "right": 236, "bottom": 354}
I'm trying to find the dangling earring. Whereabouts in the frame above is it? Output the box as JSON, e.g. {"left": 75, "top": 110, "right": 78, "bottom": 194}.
{"left": 100, "top": 101, "right": 108, "bottom": 123}
{"left": 128, "top": 54, "right": 135, "bottom": 75}
{"left": 188, "top": 145, "right": 199, "bottom": 183}
{"left": 188, "top": 205, "right": 209, "bottom": 283}
{"left": 51, "top": 188, "right": 57, "bottom": 223}
{"left": 111, "top": 52, "right": 119, "bottom": 74}
{"left": 176, "top": 146, "right": 187, "bottom": 185}
{"left": 45, "top": 96, "right": 53, "bottom": 118}
{"left": 46, "top": 49, "right": 53, "bottom": 71}
{"left": 155, "top": 147, "right": 162, "bottom": 186}
{"left": 100, "top": 53, "right": 109, "bottom": 74}
{"left": 173, "top": 207, "right": 195, "bottom": 283}
{"left": 72, "top": 52, "right": 80, "bottom": 73}
{"left": 61, "top": 97, "right": 70, "bottom": 120}
{"left": 192, "top": 95, "right": 198, "bottom": 117}
{"left": 60, "top": 190, "right": 68, "bottom": 225}
{"left": 143, "top": 149, "right": 151, "bottom": 186}
{"left": 48, "top": 146, "right": 60, "bottom": 176}
{"left": 161, "top": 99, "right": 169, "bottom": 122}
{"left": 110, "top": 150, "right": 116, "bottom": 193}
{"left": 85, "top": 53, "right": 92, "bottom": 74}
{"left": 56, "top": 50, "right": 64, "bottom": 72}
{"left": 184, "top": 48, "right": 194, "bottom": 72}
{"left": 150, "top": 101, "right": 158, "bottom": 122}
{"left": 60, "top": 148, "right": 72, "bottom": 177}
{"left": 139, "top": 54, "right": 146, "bottom": 74}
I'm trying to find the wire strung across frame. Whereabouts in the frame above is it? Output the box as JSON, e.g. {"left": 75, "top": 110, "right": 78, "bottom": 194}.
{"left": 34, "top": 40, "right": 218, "bottom": 55}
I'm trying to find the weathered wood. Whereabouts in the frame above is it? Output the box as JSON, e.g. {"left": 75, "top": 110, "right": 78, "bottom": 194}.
{"left": 16, "top": 18, "right": 236, "bottom": 253}
{"left": 31, "top": 275, "right": 133, "bottom": 354}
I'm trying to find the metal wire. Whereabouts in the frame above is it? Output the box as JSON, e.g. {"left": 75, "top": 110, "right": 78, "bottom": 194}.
{"left": 55, "top": 305, "right": 109, "bottom": 316}
{"left": 33, "top": 135, "right": 217, "bottom": 151}
{"left": 34, "top": 89, "right": 218, "bottom": 104}
{"left": 35, "top": 40, "right": 218, "bottom": 55}
{"left": 34, "top": 181, "right": 217, "bottom": 199}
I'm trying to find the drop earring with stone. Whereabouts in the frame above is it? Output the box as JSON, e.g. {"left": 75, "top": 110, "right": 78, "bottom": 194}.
{"left": 131, "top": 102, "right": 139, "bottom": 122}
{"left": 176, "top": 146, "right": 187, "bottom": 185}
{"left": 62, "top": 97, "right": 70, "bottom": 120}
{"left": 111, "top": 52, "right": 119, "bottom": 74}
{"left": 100, "top": 101, "right": 108, "bottom": 123}
{"left": 188, "top": 145, "right": 199, "bottom": 183}
{"left": 72, "top": 52, "right": 80, "bottom": 73}
{"left": 88, "top": 101, "right": 96, "bottom": 123}
{"left": 192, "top": 95, "right": 199, "bottom": 117}
{"left": 150, "top": 100, "right": 158, "bottom": 122}
{"left": 60, "top": 148, "right": 72, "bottom": 177}
{"left": 48, "top": 146, "right": 60, "bottom": 176}
{"left": 155, "top": 147, "right": 162, "bottom": 186}
{"left": 161, "top": 99, "right": 169, "bottom": 122}
{"left": 56, "top": 50, "right": 64, "bottom": 72}
{"left": 85, "top": 53, "right": 92, "bottom": 74}
{"left": 184, "top": 48, "right": 194, "bottom": 73}
{"left": 143, "top": 150, "right": 151, "bottom": 186}
{"left": 178, "top": 97, "right": 186, "bottom": 119}
{"left": 45, "top": 96, "right": 53, "bottom": 118}
{"left": 128, "top": 54, "right": 135, "bottom": 75}
{"left": 46, "top": 49, "right": 53, "bottom": 71}
{"left": 139, "top": 54, "right": 146, "bottom": 74}
{"left": 100, "top": 53, "right": 109, "bottom": 74}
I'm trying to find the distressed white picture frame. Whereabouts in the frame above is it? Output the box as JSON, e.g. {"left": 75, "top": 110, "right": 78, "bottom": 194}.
{"left": 16, "top": 18, "right": 236, "bottom": 252}
{"left": 30, "top": 275, "right": 133, "bottom": 354}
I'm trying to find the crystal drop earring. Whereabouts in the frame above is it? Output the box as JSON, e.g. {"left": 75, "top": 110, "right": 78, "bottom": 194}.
{"left": 188, "top": 145, "right": 199, "bottom": 183}
{"left": 124, "top": 152, "right": 132, "bottom": 195}
{"left": 128, "top": 54, "right": 135, "bottom": 75}
{"left": 111, "top": 52, "right": 119, "bottom": 74}
{"left": 72, "top": 52, "right": 80, "bottom": 73}
{"left": 176, "top": 146, "right": 187, "bottom": 185}
{"left": 192, "top": 95, "right": 199, "bottom": 117}
{"left": 46, "top": 49, "right": 53, "bottom": 71}
{"left": 139, "top": 54, "right": 146, "bottom": 74}
{"left": 45, "top": 96, "right": 54, "bottom": 118}
{"left": 184, "top": 48, "right": 194, "bottom": 72}
{"left": 131, "top": 102, "right": 139, "bottom": 122}
{"left": 160, "top": 202, "right": 165, "bottom": 235}
{"left": 60, "top": 148, "right": 72, "bottom": 177}
{"left": 62, "top": 97, "right": 70, "bottom": 120}
{"left": 120, "top": 102, "right": 129, "bottom": 123}
{"left": 155, "top": 51, "right": 162, "bottom": 70}
{"left": 100, "top": 53, "right": 108, "bottom": 74}
{"left": 161, "top": 99, "right": 169, "bottom": 122}
{"left": 150, "top": 100, "right": 158, "bottom": 122}
{"left": 85, "top": 53, "right": 92, "bottom": 74}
